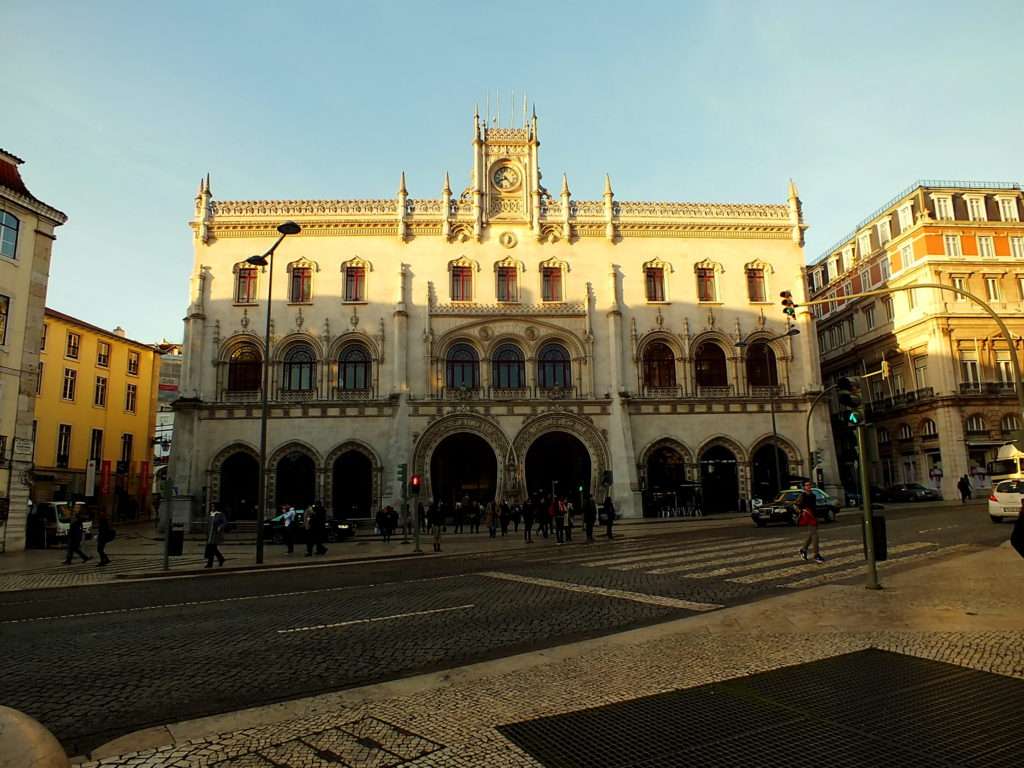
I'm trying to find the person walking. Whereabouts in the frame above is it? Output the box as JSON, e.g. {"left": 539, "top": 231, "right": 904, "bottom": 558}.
{"left": 470, "top": 501, "right": 482, "bottom": 534}
{"left": 283, "top": 505, "right": 296, "bottom": 554}
{"left": 602, "top": 495, "right": 616, "bottom": 539}
{"left": 485, "top": 500, "right": 498, "bottom": 538}
{"left": 522, "top": 498, "right": 534, "bottom": 543}
{"left": 537, "top": 495, "right": 549, "bottom": 539}
{"left": 957, "top": 475, "right": 972, "bottom": 504}
{"left": 552, "top": 496, "right": 565, "bottom": 544}
{"left": 454, "top": 501, "right": 465, "bottom": 534}
{"left": 376, "top": 506, "right": 390, "bottom": 543}
{"left": 499, "top": 500, "right": 510, "bottom": 536}
{"left": 63, "top": 511, "right": 91, "bottom": 564}
{"left": 95, "top": 508, "right": 115, "bottom": 566}
{"left": 563, "top": 499, "right": 574, "bottom": 543}
{"left": 312, "top": 502, "right": 328, "bottom": 555}
{"left": 582, "top": 494, "right": 597, "bottom": 543}
{"left": 430, "top": 501, "right": 444, "bottom": 552}
{"left": 797, "top": 480, "right": 824, "bottom": 563}
{"left": 205, "top": 506, "right": 226, "bottom": 567}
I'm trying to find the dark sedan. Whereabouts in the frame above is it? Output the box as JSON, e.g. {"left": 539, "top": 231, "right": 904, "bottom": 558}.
{"left": 882, "top": 483, "right": 942, "bottom": 502}
{"left": 751, "top": 488, "right": 839, "bottom": 527}
{"left": 262, "top": 511, "right": 357, "bottom": 543}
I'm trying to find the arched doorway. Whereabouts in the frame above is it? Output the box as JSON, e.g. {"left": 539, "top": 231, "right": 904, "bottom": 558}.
{"left": 644, "top": 446, "right": 687, "bottom": 518}
{"left": 525, "top": 431, "right": 592, "bottom": 505}
{"left": 751, "top": 443, "right": 790, "bottom": 502}
{"left": 430, "top": 433, "right": 497, "bottom": 505}
{"left": 275, "top": 452, "right": 316, "bottom": 510}
{"left": 700, "top": 445, "right": 739, "bottom": 514}
{"left": 332, "top": 451, "right": 373, "bottom": 519}
{"left": 219, "top": 452, "right": 259, "bottom": 519}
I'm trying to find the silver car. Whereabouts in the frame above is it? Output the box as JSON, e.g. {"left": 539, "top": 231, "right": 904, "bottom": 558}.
{"left": 988, "top": 480, "right": 1024, "bottom": 523}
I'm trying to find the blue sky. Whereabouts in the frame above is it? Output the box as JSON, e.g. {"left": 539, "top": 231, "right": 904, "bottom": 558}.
{"left": 6, "top": 0, "right": 1023, "bottom": 342}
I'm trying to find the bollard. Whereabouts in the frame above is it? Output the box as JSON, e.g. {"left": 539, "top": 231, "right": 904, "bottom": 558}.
{"left": 0, "top": 705, "right": 69, "bottom": 767}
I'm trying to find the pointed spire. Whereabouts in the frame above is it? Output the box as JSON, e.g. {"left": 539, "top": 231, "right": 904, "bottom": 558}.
{"left": 561, "top": 173, "right": 571, "bottom": 197}
{"left": 196, "top": 178, "right": 204, "bottom": 197}
{"left": 473, "top": 105, "right": 481, "bottom": 140}
{"left": 398, "top": 171, "right": 407, "bottom": 195}
{"left": 604, "top": 173, "right": 613, "bottom": 196}
{"left": 442, "top": 171, "right": 451, "bottom": 194}
{"left": 201, "top": 172, "right": 211, "bottom": 195}
{"left": 788, "top": 178, "right": 799, "bottom": 199}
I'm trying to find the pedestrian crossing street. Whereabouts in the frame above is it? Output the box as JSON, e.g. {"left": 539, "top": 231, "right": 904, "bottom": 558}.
{"left": 533, "top": 534, "right": 968, "bottom": 590}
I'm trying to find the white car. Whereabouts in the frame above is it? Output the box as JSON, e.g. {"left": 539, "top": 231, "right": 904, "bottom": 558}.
{"left": 988, "top": 480, "right": 1024, "bottom": 523}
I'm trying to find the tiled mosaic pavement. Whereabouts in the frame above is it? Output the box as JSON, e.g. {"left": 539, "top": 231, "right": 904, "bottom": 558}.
{"left": 80, "top": 628, "right": 1024, "bottom": 767}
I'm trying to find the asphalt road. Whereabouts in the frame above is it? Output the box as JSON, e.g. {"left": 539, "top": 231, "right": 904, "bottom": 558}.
{"left": 0, "top": 501, "right": 1004, "bottom": 755}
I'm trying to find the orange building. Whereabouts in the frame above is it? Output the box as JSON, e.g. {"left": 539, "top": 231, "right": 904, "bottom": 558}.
{"left": 807, "top": 181, "right": 1024, "bottom": 500}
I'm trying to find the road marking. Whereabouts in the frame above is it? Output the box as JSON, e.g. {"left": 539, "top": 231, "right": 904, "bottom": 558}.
{"left": 730, "top": 542, "right": 936, "bottom": 584}
{"left": 580, "top": 538, "right": 752, "bottom": 567}
{"left": 277, "top": 604, "right": 475, "bottom": 634}
{"left": 917, "top": 525, "right": 960, "bottom": 534}
{"left": 480, "top": 571, "right": 722, "bottom": 612}
{"left": 681, "top": 542, "right": 866, "bottom": 579}
{"left": 0, "top": 573, "right": 468, "bottom": 624}
{"left": 784, "top": 544, "right": 974, "bottom": 588}
{"left": 619, "top": 540, "right": 804, "bottom": 573}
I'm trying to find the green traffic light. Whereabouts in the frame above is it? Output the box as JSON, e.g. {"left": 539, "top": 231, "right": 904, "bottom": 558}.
{"left": 848, "top": 412, "right": 862, "bottom": 425}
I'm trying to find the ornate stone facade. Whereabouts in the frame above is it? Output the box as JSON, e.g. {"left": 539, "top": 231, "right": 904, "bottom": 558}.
{"left": 168, "top": 112, "right": 836, "bottom": 524}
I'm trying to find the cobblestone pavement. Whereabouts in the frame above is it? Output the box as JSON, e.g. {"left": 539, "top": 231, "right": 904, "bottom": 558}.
{"left": 76, "top": 539, "right": 1024, "bottom": 767}
{"left": 0, "top": 502, "right": 1006, "bottom": 759}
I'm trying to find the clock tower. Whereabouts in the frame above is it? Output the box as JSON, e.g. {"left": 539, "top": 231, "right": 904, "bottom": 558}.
{"left": 470, "top": 108, "right": 543, "bottom": 238}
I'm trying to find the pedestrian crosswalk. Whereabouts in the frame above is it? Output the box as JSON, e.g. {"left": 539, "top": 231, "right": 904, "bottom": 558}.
{"left": 0, "top": 554, "right": 209, "bottom": 592}
{"left": 545, "top": 534, "right": 955, "bottom": 590}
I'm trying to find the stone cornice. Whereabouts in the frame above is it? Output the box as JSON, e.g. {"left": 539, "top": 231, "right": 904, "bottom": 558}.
{"left": 0, "top": 187, "right": 68, "bottom": 226}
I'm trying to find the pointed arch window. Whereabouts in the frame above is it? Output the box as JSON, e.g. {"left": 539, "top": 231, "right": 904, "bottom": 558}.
{"left": 745, "top": 342, "right": 778, "bottom": 387}
{"left": 539, "top": 258, "right": 569, "bottom": 303}
{"left": 446, "top": 343, "right": 480, "bottom": 389}
{"left": 494, "top": 257, "right": 523, "bottom": 303}
{"left": 694, "top": 342, "right": 728, "bottom": 388}
{"left": 235, "top": 265, "right": 258, "bottom": 304}
{"left": 227, "top": 344, "right": 262, "bottom": 392}
{"left": 746, "top": 268, "right": 766, "bottom": 302}
{"left": 339, "top": 344, "right": 372, "bottom": 391}
{"left": 290, "top": 266, "right": 312, "bottom": 303}
{"left": 282, "top": 345, "right": 316, "bottom": 391}
{"left": 642, "top": 342, "right": 676, "bottom": 388}
{"left": 492, "top": 343, "right": 525, "bottom": 389}
{"left": 448, "top": 257, "right": 478, "bottom": 302}
{"left": 538, "top": 342, "right": 572, "bottom": 389}
{"left": 342, "top": 257, "right": 372, "bottom": 303}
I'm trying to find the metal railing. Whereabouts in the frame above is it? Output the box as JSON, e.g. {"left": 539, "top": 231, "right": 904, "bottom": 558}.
{"left": 430, "top": 386, "right": 582, "bottom": 401}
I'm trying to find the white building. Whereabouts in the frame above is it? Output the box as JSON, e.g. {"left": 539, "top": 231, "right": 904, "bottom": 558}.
{"left": 168, "top": 111, "right": 836, "bottom": 525}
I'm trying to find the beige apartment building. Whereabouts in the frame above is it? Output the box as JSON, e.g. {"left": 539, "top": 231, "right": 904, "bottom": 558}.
{"left": 168, "top": 109, "right": 838, "bottom": 528}
{"left": 0, "top": 150, "right": 67, "bottom": 551}
{"left": 807, "top": 181, "right": 1024, "bottom": 499}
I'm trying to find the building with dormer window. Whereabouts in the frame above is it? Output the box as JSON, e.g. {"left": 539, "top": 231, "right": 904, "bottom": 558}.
{"left": 168, "top": 111, "right": 835, "bottom": 525}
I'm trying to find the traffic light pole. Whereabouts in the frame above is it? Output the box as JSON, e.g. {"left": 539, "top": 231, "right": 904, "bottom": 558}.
{"left": 855, "top": 426, "right": 881, "bottom": 590}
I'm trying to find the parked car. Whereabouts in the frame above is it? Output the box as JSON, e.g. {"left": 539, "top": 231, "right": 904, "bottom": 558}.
{"left": 27, "top": 501, "right": 92, "bottom": 547}
{"left": 261, "top": 510, "right": 356, "bottom": 543}
{"left": 988, "top": 480, "right": 1024, "bottom": 523}
{"left": 845, "top": 486, "right": 888, "bottom": 506}
{"left": 751, "top": 487, "right": 840, "bottom": 527}
{"left": 882, "top": 483, "right": 942, "bottom": 503}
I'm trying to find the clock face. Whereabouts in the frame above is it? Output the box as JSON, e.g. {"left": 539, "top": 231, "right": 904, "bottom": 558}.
{"left": 492, "top": 166, "right": 521, "bottom": 191}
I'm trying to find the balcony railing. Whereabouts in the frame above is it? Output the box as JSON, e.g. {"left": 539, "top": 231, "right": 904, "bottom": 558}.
{"left": 960, "top": 381, "right": 1018, "bottom": 395}
{"left": 219, "top": 387, "right": 379, "bottom": 403}
{"left": 430, "top": 386, "right": 582, "bottom": 401}
{"left": 749, "top": 384, "right": 787, "bottom": 398}
{"left": 639, "top": 386, "right": 683, "bottom": 399}
{"left": 695, "top": 385, "right": 734, "bottom": 399}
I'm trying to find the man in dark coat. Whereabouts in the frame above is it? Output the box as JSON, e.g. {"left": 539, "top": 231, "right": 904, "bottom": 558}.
{"left": 582, "top": 494, "right": 598, "bottom": 543}
{"left": 63, "top": 512, "right": 91, "bottom": 564}
{"left": 602, "top": 496, "right": 616, "bottom": 539}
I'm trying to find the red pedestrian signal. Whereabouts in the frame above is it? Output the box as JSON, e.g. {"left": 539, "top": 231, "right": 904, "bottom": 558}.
{"left": 409, "top": 474, "right": 422, "bottom": 495}
{"left": 780, "top": 290, "right": 798, "bottom": 318}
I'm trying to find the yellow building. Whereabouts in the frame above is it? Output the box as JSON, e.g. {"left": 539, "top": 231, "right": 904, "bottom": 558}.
{"left": 1, "top": 150, "right": 67, "bottom": 551}
{"left": 32, "top": 309, "right": 160, "bottom": 518}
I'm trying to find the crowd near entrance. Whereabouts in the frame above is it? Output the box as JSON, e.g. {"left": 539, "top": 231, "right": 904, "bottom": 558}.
{"left": 219, "top": 452, "right": 258, "bottom": 519}
{"left": 525, "top": 431, "right": 591, "bottom": 506}
{"left": 332, "top": 450, "right": 373, "bottom": 519}
{"left": 430, "top": 432, "right": 497, "bottom": 504}
{"left": 699, "top": 445, "right": 739, "bottom": 514}
{"left": 750, "top": 444, "right": 790, "bottom": 502}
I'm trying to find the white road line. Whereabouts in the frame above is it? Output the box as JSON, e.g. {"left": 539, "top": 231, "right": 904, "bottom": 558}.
{"left": 277, "top": 604, "right": 475, "bottom": 634}
{"left": 580, "top": 538, "right": 755, "bottom": 568}
{"left": 730, "top": 542, "right": 936, "bottom": 584}
{"left": 623, "top": 541, "right": 805, "bottom": 574}
{"left": 0, "top": 573, "right": 468, "bottom": 624}
{"left": 785, "top": 544, "right": 974, "bottom": 588}
{"left": 684, "top": 542, "right": 865, "bottom": 579}
{"left": 480, "top": 571, "right": 722, "bottom": 612}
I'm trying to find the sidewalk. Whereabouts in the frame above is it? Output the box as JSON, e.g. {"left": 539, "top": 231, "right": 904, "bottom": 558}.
{"left": 80, "top": 541, "right": 1024, "bottom": 767}
{"left": 0, "top": 514, "right": 749, "bottom": 592}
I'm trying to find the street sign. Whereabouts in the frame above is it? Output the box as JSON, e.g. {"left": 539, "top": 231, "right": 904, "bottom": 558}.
{"left": 13, "top": 438, "right": 33, "bottom": 457}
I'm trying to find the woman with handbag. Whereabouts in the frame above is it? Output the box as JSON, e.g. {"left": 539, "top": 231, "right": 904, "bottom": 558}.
{"left": 797, "top": 481, "right": 825, "bottom": 563}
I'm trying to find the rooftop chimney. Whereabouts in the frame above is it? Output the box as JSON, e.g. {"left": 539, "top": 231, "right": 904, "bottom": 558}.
{"left": 113, "top": 326, "right": 126, "bottom": 338}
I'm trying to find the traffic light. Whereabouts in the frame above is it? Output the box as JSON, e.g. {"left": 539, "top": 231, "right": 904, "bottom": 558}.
{"left": 837, "top": 376, "right": 865, "bottom": 427}
{"left": 396, "top": 463, "right": 407, "bottom": 485}
{"left": 812, "top": 449, "right": 824, "bottom": 468}
{"left": 409, "top": 474, "right": 422, "bottom": 495}
{"left": 780, "top": 290, "right": 798, "bottom": 318}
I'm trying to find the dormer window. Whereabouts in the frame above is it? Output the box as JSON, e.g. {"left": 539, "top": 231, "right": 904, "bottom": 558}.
{"left": 876, "top": 219, "right": 891, "bottom": 245}
{"left": 997, "top": 196, "right": 1020, "bottom": 222}
{"left": 932, "top": 194, "right": 953, "bottom": 220}
{"left": 965, "top": 195, "right": 986, "bottom": 222}
{"left": 898, "top": 203, "right": 914, "bottom": 231}
{"left": 858, "top": 232, "right": 872, "bottom": 258}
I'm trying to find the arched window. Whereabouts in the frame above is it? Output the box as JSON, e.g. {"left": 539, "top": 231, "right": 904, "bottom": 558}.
{"left": 921, "top": 418, "right": 937, "bottom": 437}
{"left": 446, "top": 343, "right": 480, "bottom": 389}
{"left": 745, "top": 342, "right": 778, "bottom": 388}
{"left": 642, "top": 342, "right": 676, "bottom": 389}
{"left": 694, "top": 342, "right": 728, "bottom": 388}
{"left": 282, "top": 345, "right": 315, "bottom": 391}
{"left": 897, "top": 423, "right": 913, "bottom": 440}
{"left": 235, "top": 265, "right": 258, "bottom": 304}
{"left": 877, "top": 427, "right": 890, "bottom": 444}
{"left": 538, "top": 343, "right": 572, "bottom": 389}
{"left": 965, "top": 414, "right": 986, "bottom": 434}
{"left": 227, "top": 344, "right": 262, "bottom": 392}
{"left": 1000, "top": 414, "right": 1020, "bottom": 434}
{"left": 492, "top": 343, "right": 525, "bottom": 389}
{"left": 339, "top": 344, "right": 372, "bottom": 391}
{"left": 0, "top": 210, "right": 20, "bottom": 260}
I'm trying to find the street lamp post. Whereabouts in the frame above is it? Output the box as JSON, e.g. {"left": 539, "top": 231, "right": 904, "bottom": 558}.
{"left": 737, "top": 327, "right": 800, "bottom": 501}
{"left": 247, "top": 221, "right": 301, "bottom": 564}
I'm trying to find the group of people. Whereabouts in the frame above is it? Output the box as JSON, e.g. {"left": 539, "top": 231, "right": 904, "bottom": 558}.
{"left": 272, "top": 502, "right": 330, "bottom": 559}
{"left": 62, "top": 508, "right": 115, "bottom": 566}
{"left": 416, "top": 493, "right": 616, "bottom": 552}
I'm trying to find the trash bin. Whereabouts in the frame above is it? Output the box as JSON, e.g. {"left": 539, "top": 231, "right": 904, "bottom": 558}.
{"left": 862, "top": 514, "right": 887, "bottom": 561}
{"left": 167, "top": 525, "right": 184, "bottom": 556}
